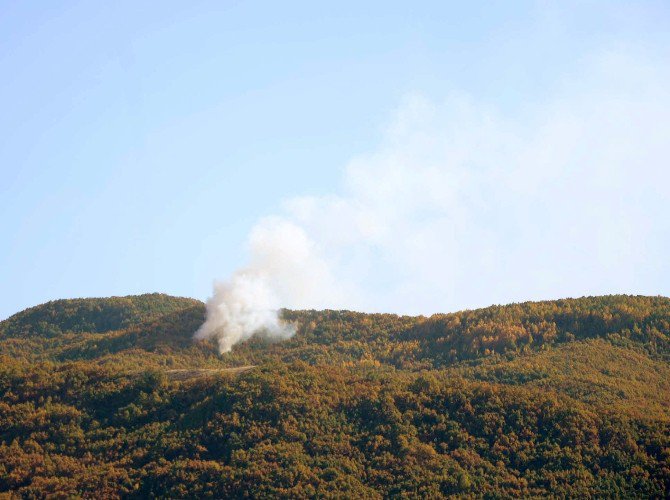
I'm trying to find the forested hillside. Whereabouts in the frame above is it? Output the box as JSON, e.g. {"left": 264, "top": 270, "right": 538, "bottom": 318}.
{"left": 0, "top": 294, "right": 669, "bottom": 497}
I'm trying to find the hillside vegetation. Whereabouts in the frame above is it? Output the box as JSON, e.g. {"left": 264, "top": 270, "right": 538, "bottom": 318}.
{"left": 0, "top": 294, "right": 669, "bottom": 497}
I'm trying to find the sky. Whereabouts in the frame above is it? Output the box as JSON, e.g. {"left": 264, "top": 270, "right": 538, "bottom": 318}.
{"left": 1, "top": 1, "right": 669, "bottom": 320}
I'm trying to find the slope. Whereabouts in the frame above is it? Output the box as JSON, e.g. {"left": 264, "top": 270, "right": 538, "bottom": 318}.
{"left": 0, "top": 294, "right": 669, "bottom": 497}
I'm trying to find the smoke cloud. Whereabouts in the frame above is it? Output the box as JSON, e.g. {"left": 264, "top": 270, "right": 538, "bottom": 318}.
{"left": 195, "top": 217, "right": 351, "bottom": 352}
{"left": 197, "top": 49, "right": 670, "bottom": 353}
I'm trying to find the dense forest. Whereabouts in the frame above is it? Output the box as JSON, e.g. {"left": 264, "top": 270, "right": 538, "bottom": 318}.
{"left": 0, "top": 293, "right": 669, "bottom": 497}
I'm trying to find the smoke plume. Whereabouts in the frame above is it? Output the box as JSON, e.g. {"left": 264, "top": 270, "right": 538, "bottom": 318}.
{"left": 194, "top": 271, "right": 293, "bottom": 353}
{"left": 195, "top": 217, "right": 350, "bottom": 353}
{"left": 197, "top": 50, "right": 670, "bottom": 354}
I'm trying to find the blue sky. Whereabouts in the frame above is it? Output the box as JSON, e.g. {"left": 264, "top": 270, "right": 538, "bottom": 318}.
{"left": 2, "top": 1, "right": 669, "bottom": 319}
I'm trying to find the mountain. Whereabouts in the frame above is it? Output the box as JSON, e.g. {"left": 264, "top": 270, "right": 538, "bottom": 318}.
{"left": 0, "top": 293, "right": 218, "bottom": 368}
{"left": 1, "top": 294, "right": 201, "bottom": 337}
{"left": 0, "top": 294, "right": 669, "bottom": 497}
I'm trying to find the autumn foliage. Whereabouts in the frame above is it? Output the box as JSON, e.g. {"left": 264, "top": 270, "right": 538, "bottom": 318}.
{"left": 0, "top": 294, "right": 669, "bottom": 497}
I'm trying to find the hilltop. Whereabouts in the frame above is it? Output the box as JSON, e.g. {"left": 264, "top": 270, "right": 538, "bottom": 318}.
{"left": 0, "top": 294, "right": 669, "bottom": 497}
{"left": 3, "top": 293, "right": 669, "bottom": 374}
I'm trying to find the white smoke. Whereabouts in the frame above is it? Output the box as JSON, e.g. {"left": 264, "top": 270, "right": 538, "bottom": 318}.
{"left": 197, "top": 49, "right": 670, "bottom": 353}
{"left": 195, "top": 271, "right": 289, "bottom": 354}
{"left": 196, "top": 217, "right": 352, "bottom": 352}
